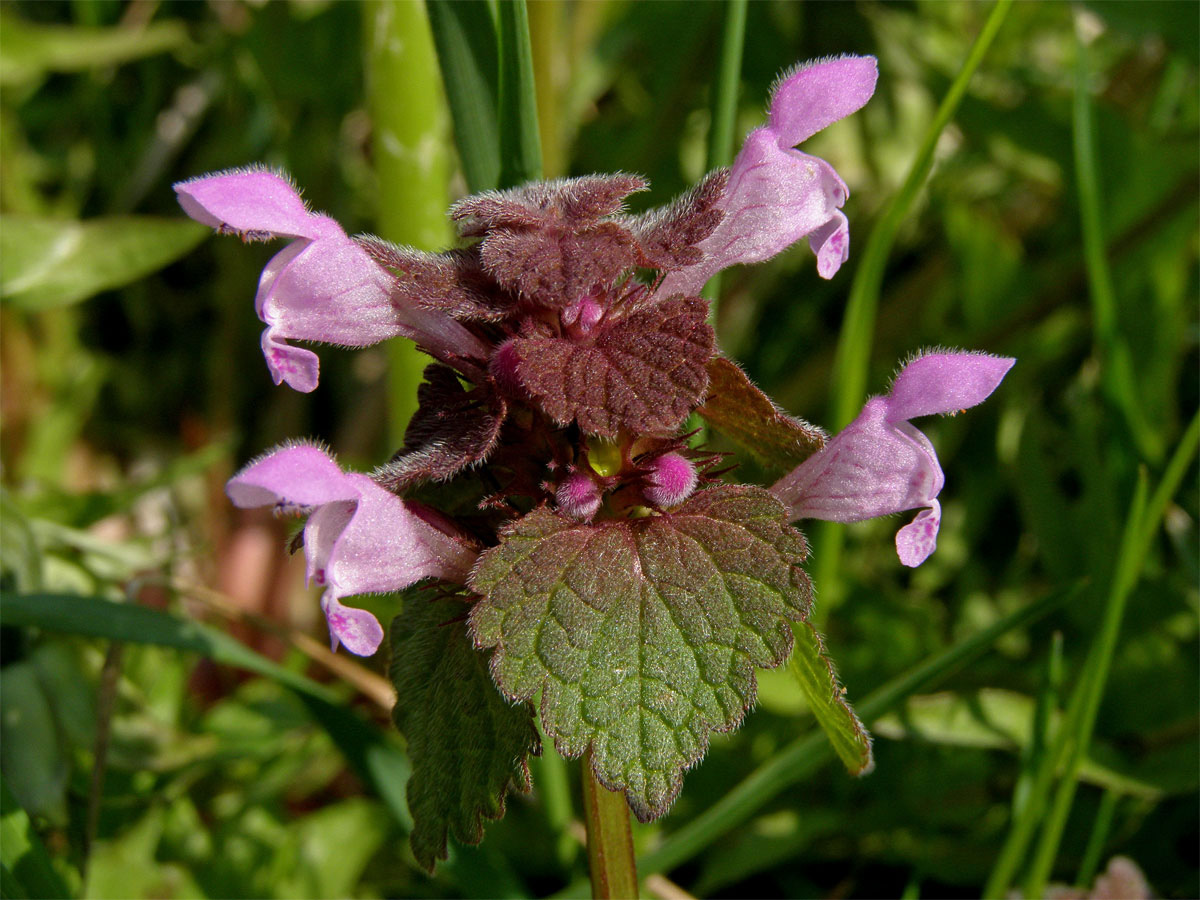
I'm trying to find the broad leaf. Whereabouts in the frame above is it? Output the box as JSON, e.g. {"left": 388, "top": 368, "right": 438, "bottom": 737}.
{"left": 470, "top": 485, "right": 812, "bottom": 820}
{"left": 513, "top": 294, "right": 714, "bottom": 438}
{"left": 0, "top": 216, "right": 208, "bottom": 310}
{"left": 390, "top": 593, "right": 541, "bottom": 871}
{"left": 699, "top": 357, "right": 826, "bottom": 472}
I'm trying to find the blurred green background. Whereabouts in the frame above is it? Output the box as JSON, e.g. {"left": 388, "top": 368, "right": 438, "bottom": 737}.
{"left": 1, "top": 1, "right": 1196, "bottom": 898}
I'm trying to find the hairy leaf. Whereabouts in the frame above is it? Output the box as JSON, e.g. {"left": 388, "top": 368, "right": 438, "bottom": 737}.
{"left": 699, "top": 357, "right": 826, "bottom": 471}
{"left": 788, "top": 622, "right": 873, "bottom": 775}
{"left": 480, "top": 222, "right": 638, "bottom": 307}
{"left": 469, "top": 485, "right": 812, "bottom": 821}
{"left": 626, "top": 169, "right": 728, "bottom": 269}
{"left": 513, "top": 294, "right": 714, "bottom": 438}
{"left": 451, "top": 174, "right": 648, "bottom": 235}
{"left": 374, "top": 365, "right": 506, "bottom": 490}
{"left": 359, "top": 240, "right": 512, "bottom": 322}
{"left": 390, "top": 593, "right": 541, "bottom": 872}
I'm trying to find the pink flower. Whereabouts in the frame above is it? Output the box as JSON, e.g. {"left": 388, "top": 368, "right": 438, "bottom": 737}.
{"left": 771, "top": 351, "right": 1014, "bottom": 567}
{"left": 658, "top": 55, "right": 878, "bottom": 298}
{"left": 175, "top": 168, "right": 487, "bottom": 392}
{"left": 226, "top": 443, "right": 478, "bottom": 655}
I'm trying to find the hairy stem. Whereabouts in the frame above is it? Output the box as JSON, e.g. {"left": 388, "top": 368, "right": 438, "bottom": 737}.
{"left": 582, "top": 754, "right": 638, "bottom": 899}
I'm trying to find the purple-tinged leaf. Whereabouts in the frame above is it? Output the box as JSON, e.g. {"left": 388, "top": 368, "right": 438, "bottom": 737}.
{"left": 451, "top": 174, "right": 648, "bottom": 236}
{"left": 698, "top": 357, "right": 827, "bottom": 471}
{"left": 360, "top": 239, "right": 514, "bottom": 322}
{"left": 512, "top": 294, "right": 714, "bottom": 438}
{"left": 469, "top": 485, "right": 812, "bottom": 821}
{"left": 480, "top": 223, "right": 639, "bottom": 308}
{"left": 389, "top": 593, "right": 540, "bottom": 872}
{"left": 626, "top": 169, "right": 728, "bottom": 270}
{"left": 374, "top": 366, "right": 506, "bottom": 491}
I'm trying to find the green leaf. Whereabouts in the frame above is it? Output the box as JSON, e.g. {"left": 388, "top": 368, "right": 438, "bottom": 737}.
{"left": 698, "top": 357, "right": 827, "bottom": 473}
{"left": 389, "top": 593, "right": 541, "bottom": 872}
{"left": 0, "top": 774, "right": 71, "bottom": 900}
{"left": 788, "top": 622, "right": 873, "bottom": 775}
{"left": 0, "top": 663, "right": 69, "bottom": 825}
{"left": 426, "top": 1, "right": 501, "bottom": 192}
{"left": 0, "top": 13, "right": 188, "bottom": 86}
{"left": 0, "top": 216, "right": 208, "bottom": 310}
{"left": 470, "top": 484, "right": 812, "bottom": 821}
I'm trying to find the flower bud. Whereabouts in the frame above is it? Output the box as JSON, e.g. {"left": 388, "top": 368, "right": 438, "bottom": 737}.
{"left": 556, "top": 472, "right": 603, "bottom": 521}
{"left": 489, "top": 338, "right": 524, "bottom": 397}
{"left": 643, "top": 452, "right": 697, "bottom": 508}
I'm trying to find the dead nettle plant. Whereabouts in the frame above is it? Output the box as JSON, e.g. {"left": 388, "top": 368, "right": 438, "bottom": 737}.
{"left": 177, "top": 56, "right": 1013, "bottom": 878}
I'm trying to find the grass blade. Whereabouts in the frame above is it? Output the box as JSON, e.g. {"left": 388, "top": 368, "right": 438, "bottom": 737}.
{"left": 496, "top": 0, "right": 542, "bottom": 188}
{"left": 1022, "top": 410, "right": 1199, "bottom": 896}
{"left": 815, "top": 0, "right": 1014, "bottom": 609}
{"left": 640, "top": 580, "right": 1081, "bottom": 876}
{"left": 1072, "top": 19, "right": 1160, "bottom": 463}
{"left": 426, "top": 0, "right": 500, "bottom": 192}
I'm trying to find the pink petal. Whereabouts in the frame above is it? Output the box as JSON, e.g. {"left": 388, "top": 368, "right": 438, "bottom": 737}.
{"left": 895, "top": 501, "right": 941, "bottom": 567}
{"left": 771, "top": 399, "right": 943, "bottom": 523}
{"left": 887, "top": 353, "right": 1016, "bottom": 421}
{"left": 318, "top": 473, "right": 477, "bottom": 598}
{"left": 664, "top": 131, "right": 850, "bottom": 296}
{"left": 261, "top": 328, "right": 320, "bottom": 392}
{"left": 226, "top": 443, "right": 354, "bottom": 509}
{"left": 174, "top": 169, "right": 334, "bottom": 241}
{"left": 321, "top": 594, "right": 384, "bottom": 656}
{"left": 768, "top": 56, "right": 880, "bottom": 147}
{"left": 808, "top": 209, "right": 850, "bottom": 279}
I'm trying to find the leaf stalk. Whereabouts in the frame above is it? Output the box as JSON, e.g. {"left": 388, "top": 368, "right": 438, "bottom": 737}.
{"left": 582, "top": 754, "right": 639, "bottom": 899}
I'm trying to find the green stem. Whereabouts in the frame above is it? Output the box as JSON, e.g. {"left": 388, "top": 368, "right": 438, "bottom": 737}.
{"left": 582, "top": 754, "right": 638, "bottom": 899}
{"left": 814, "top": 0, "right": 1013, "bottom": 613}
{"left": 700, "top": 0, "right": 748, "bottom": 315}
{"left": 364, "top": 0, "right": 452, "bottom": 444}
{"left": 1072, "top": 20, "right": 1159, "bottom": 462}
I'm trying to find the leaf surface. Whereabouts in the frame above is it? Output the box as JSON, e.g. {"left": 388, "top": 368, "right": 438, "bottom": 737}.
{"left": 698, "top": 357, "right": 826, "bottom": 472}
{"left": 469, "top": 485, "right": 811, "bottom": 820}
{"left": 390, "top": 594, "right": 541, "bottom": 871}
{"left": 375, "top": 365, "right": 506, "bottom": 490}
{"left": 0, "top": 216, "right": 208, "bottom": 310}
{"left": 513, "top": 294, "right": 713, "bottom": 438}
